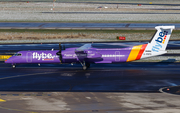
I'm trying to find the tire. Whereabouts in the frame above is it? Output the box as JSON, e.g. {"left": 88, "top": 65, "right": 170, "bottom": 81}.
{"left": 86, "top": 63, "right": 90, "bottom": 68}
{"left": 12, "top": 65, "right": 16, "bottom": 68}
{"left": 83, "top": 66, "right": 87, "bottom": 70}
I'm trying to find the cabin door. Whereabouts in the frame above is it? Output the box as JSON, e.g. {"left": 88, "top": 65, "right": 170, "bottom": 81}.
{"left": 26, "top": 52, "right": 32, "bottom": 63}
{"left": 115, "top": 51, "right": 120, "bottom": 61}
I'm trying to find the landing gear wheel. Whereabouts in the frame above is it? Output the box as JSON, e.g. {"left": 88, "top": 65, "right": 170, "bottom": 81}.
{"left": 12, "top": 65, "right": 16, "bottom": 68}
{"left": 83, "top": 65, "right": 87, "bottom": 70}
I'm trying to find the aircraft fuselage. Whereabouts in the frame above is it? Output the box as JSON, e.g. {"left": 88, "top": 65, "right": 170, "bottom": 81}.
{"left": 5, "top": 46, "right": 143, "bottom": 64}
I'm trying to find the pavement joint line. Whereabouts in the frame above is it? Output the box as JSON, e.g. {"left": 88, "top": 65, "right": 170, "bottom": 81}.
{"left": 0, "top": 106, "right": 37, "bottom": 113}
{"left": 0, "top": 94, "right": 51, "bottom": 96}
{"left": 1, "top": 67, "right": 180, "bottom": 71}
{"left": 0, "top": 27, "right": 157, "bottom": 30}
{"left": 0, "top": 72, "right": 57, "bottom": 80}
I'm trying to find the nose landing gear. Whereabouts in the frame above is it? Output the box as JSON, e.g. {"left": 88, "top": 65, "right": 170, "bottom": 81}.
{"left": 12, "top": 64, "right": 16, "bottom": 68}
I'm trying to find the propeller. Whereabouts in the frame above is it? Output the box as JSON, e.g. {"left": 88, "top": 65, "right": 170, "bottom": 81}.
{"left": 56, "top": 43, "right": 61, "bottom": 55}
{"left": 56, "top": 43, "right": 63, "bottom": 63}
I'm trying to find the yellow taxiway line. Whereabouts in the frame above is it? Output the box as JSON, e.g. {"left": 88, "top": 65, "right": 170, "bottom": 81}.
{"left": 0, "top": 99, "right": 6, "bottom": 102}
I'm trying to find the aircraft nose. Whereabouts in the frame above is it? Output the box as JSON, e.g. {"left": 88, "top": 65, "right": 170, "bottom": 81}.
{"left": 5, "top": 59, "right": 12, "bottom": 63}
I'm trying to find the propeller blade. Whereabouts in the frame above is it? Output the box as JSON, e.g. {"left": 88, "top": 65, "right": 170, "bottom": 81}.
{"left": 56, "top": 43, "right": 61, "bottom": 55}
{"left": 56, "top": 43, "right": 63, "bottom": 63}
{"left": 59, "top": 43, "right": 62, "bottom": 53}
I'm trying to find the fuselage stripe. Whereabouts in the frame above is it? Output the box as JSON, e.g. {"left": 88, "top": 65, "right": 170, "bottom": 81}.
{"left": 126, "top": 45, "right": 142, "bottom": 62}
{"left": 136, "top": 44, "right": 148, "bottom": 60}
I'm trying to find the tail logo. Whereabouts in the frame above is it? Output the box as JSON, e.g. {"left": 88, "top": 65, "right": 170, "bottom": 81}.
{"left": 152, "top": 31, "right": 168, "bottom": 52}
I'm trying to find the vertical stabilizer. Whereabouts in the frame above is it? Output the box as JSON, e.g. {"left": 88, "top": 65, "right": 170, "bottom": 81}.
{"left": 149, "top": 26, "right": 175, "bottom": 51}
{"left": 141, "top": 26, "right": 175, "bottom": 59}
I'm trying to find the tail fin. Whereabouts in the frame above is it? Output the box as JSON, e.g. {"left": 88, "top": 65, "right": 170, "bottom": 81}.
{"left": 141, "top": 26, "right": 175, "bottom": 59}
{"left": 149, "top": 26, "right": 175, "bottom": 51}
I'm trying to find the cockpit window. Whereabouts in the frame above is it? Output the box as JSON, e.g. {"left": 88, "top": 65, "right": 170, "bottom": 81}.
{"left": 13, "top": 53, "right": 22, "bottom": 56}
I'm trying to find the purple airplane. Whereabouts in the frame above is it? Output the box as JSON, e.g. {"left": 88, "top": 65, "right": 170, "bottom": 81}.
{"left": 5, "top": 26, "right": 175, "bottom": 70}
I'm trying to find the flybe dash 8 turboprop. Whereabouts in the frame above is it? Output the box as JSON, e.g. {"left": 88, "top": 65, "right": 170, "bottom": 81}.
{"left": 5, "top": 26, "right": 175, "bottom": 70}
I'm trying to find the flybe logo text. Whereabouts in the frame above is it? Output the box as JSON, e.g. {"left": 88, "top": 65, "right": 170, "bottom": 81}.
{"left": 152, "top": 31, "right": 168, "bottom": 52}
{"left": 32, "top": 52, "right": 56, "bottom": 60}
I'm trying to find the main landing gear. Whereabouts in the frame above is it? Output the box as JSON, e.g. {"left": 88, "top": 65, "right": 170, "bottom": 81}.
{"left": 81, "top": 61, "right": 90, "bottom": 70}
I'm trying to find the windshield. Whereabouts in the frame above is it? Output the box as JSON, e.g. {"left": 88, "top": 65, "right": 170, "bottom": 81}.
{"left": 13, "top": 53, "right": 22, "bottom": 56}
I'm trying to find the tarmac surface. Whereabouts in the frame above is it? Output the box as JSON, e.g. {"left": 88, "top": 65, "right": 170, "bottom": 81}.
{"left": 0, "top": 62, "right": 180, "bottom": 92}
{"left": 0, "top": 22, "right": 178, "bottom": 30}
